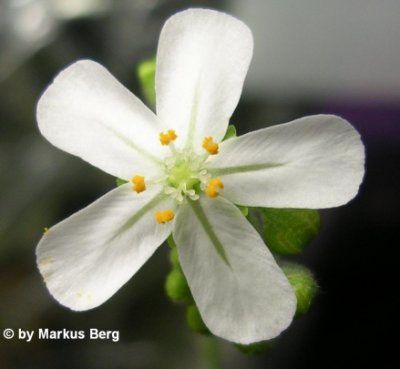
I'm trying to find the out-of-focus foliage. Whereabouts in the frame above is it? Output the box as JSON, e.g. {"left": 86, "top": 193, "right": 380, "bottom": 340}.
{"left": 137, "top": 57, "right": 156, "bottom": 108}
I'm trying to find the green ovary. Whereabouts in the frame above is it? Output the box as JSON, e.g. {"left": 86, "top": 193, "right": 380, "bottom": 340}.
{"left": 168, "top": 160, "right": 200, "bottom": 190}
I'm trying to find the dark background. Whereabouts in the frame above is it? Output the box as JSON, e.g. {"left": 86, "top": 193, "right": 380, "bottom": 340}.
{"left": 0, "top": 0, "right": 399, "bottom": 368}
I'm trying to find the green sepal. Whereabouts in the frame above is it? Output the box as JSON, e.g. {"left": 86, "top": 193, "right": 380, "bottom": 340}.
{"left": 261, "top": 208, "right": 320, "bottom": 255}
{"left": 165, "top": 268, "right": 192, "bottom": 304}
{"left": 236, "top": 340, "right": 274, "bottom": 355}
{"left": 186, "top": 305, "right": 210, "bottom": 335}
{"left": 237, "top": 205, "right": 249, "bottom": 217}
{"left": 223, "top": 124, "right": 237, "bottom": 141}
{"left": 115, "top": 178, "right": 128, "bottom": 187}
{"left": 137, "top": 57, "right": 156, "bottom": 108}
{"left": 281, "top": 263, "right": 318, "bottom": 317}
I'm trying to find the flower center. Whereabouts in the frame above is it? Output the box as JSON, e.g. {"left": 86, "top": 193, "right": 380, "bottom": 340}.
{"left": 168, "top": 158, "right": 200, "bottom": 190}
{"left": 163, "top": 150, "right": 209, "bottom": 202}
{"left": 130, "top": 130, "right": 225, "bottom": 224}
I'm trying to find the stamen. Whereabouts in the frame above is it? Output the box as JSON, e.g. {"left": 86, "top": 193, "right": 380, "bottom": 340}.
{"left": 43, "top": 227, "right": 49, "bottom": 234}
{"left": 202, "top": 136, "right": 219, "bottom": 155}
{"left": 186, "top": 189, "right": 199, "bottom": 201}
{"left": 155, "top": 209, "right": 175, "bottom": 224}
{"left": 206, "top": 178, "right": 224, "bottom": 198}
{"left": 132, "top": 175, "right": 146, "bottom": 193}
{"left": 160, "top": 129, "right": 177, "bottom": 145}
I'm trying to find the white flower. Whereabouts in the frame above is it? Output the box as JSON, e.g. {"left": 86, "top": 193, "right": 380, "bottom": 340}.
{"left": 36, "top": 9, "right": 365, "bottom": 344}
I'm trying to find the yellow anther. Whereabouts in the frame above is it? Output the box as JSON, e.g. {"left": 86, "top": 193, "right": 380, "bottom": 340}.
{"left": 206, "top": 178, "right": 224, "bottom": 198}
{"left": 132, "top": 175, "right": 146, "bottom": 193}
{"left": 155, "top": 209, "right": 175, "bottom": 224}
{"left": 160, "top": 129, "right": 177, "bottom": 145}
{"left": 43, "top": 227, "right": 49, "bottom": 234}
{"left": 168, "top": 129, "right": 177, "bottom": 141}
{"left": 202, "top": 136, "right": 219, "bottom": 155}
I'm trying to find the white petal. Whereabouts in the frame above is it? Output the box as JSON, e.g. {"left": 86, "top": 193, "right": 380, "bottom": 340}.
{"left": 173, "top": 196, "right": 296, "bottom": 344}
{"left": 37, "top": 60, "right": 166, "bottom": 180}
{"left": 156, "top": 9, "right": 253, "bottom": 152}
{"left": 207, "top": 115, "right": 365, "bottom": 208}
{"left": 37, "top": 184, "right": 174, "bottom": 311}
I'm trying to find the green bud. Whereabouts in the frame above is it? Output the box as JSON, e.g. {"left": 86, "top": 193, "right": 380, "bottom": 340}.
{"left": 186, "top": 305, "right": 210, "bottom": 335}
{"left": 281, "top": 263, "right": 318, "bottom": 316}
{"left": 137, "top": 57, "right": 156, "bottom": 108}
{"left": 165, "top": 269, "right": 192, "bottom": 304}
{"left": 262, "top": 208, "right": 320, "bottom": 255}
{"left": 115, "top": 178, "right": 128, "bottom": 187}
{"left": 223, "top": 124, "right": 237, "bottom": 141}
{"left": 236, "top": 340, "right": 274, "bottom": 355}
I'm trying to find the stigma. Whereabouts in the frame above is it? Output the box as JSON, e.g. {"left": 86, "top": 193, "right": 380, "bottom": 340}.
{"left": 206, "top": 178, "right": 224, "bottom": 198}
{"left": 202, "top": 136, "right": 219, "bottom": 155}
{"left": 155, "top": 209, "right": 175, "bottom": 224}
{"left": 132, "top": 175, "right": 146, "bottom": 193}
{"left": 160, "top": 130, "right": 177, "bottom": 145}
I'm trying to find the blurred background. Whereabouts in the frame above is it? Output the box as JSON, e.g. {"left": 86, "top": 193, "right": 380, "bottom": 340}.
{"left": 0, "top": 0, "right": 399, "bottom": 368}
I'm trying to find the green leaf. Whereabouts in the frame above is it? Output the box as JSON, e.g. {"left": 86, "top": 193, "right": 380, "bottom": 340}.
{"left": 115, "top": 178, "right": 128, "bottom": 187}
{"left": 261, "top": 208, "right": 320, "bottom": 255}
{"left": 186, "top": 305, "right": 210, "bottom": 335}
{"left": 281, "top": 263, "right": 318, "bottom": 317}
{"left": 223, "top": 124, "right": 237, "bottom": 141}
{"left": 137, "top": 57, "right": 156, "bottom": 108}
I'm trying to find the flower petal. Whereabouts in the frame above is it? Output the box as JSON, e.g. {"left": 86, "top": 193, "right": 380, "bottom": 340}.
{"left": 37, "top": 184, "right": 174, "bottom": 311}
{"left": 207, "top": 115, "right": 365, "bottom": 208}
{"left": 173, "top": 196, "right": 296, "bottom": 344}
{"left": 37, "top": 60, "right": 166, "bottom": 180}
{"left": 156, "top": 9, "right": 253, "bottom": 151}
